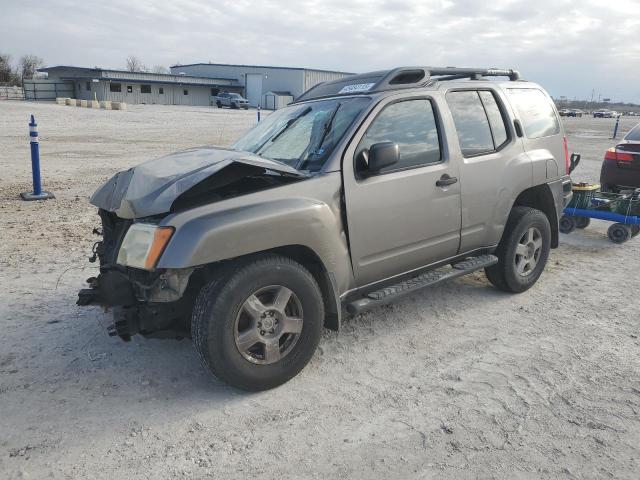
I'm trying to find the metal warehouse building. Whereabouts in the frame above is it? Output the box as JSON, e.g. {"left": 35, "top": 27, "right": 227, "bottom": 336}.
{"left": 37, "top": 66, "right": 243, "bottom": 106}
{"left": 170, "top": 63, "right": 353, "bottom": 107}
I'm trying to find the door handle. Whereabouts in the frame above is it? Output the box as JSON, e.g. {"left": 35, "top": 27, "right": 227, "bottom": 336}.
{"left": 436, "top": 175, "right": 458, "bottom": 187}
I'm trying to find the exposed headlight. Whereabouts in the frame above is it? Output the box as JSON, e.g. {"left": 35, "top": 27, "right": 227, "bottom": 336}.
{"left": 117, "top": 223, "right": 174, "bottom": 270}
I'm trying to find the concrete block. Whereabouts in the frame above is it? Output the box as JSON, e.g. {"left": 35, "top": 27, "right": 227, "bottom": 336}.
{"left": 66, "top": 98, "right": 75, "bottom": 106}
{"left": 100, "top": 101, "right": 112, "bottom": 110}
{"left": 111, "top": 102, "right": 127, "bottom": 110}
{"left": 79, "top": 100, "right": 88, "bottom": 107}
{"left": 89, "top": 100, "right": 99, "bottom": 108}
{"left": 56, "top": 97, "right": 67, "bottom": 105}
{"left": 75, "top": 99, "right": 82, "bottom": 106}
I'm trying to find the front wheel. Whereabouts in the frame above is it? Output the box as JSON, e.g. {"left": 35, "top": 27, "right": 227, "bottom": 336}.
{"left": 216, "top": 101, "right": 222, "bottom": 108}
{"left": 191, "top": 255, "right": 324, "bottom": 391}
{"left": 607, "top": 223, "right": 631, "bottom": 243}
{"left": 485, "top": 207, "right": 551, "bottom": 293}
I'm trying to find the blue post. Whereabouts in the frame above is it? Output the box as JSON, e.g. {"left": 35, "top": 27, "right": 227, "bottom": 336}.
{"left": 20, "top": 115, "right": 54, "bottom": 201}
{"left": 257, "top": 104, "right": 261, "bottom": 122}
{"left": 612, "top": 115, "right": 620, "bottom": 139}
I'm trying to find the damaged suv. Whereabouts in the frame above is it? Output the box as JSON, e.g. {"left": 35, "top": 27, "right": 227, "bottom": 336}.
{"left": 78, "top": 67, "right": 573, "bottom": 390}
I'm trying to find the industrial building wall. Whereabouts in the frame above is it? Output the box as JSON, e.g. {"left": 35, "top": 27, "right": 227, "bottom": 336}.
{"left": 98, "top": 82, "right": 216, "bottom": 106}
{"left": 303, "top": 70, "right": 352, "bottom": 92}
{"left": 171, "top": 64, "right": 305, "bottom": 103}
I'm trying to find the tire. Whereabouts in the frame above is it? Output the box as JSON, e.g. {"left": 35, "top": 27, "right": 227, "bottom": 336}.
{"left": 559, "top": 215, "right": 577, "bottom": 234}
{"left": 607, "top": 223, "right": 631, "bottom": 244}
{"left": 631, "top": 225, "right": 640, "bottom": 238}
{"left": 575, "top": 216, "right": 591, "bottom": 229}
{"left": 485, "top": 207, "right": 551, "bottom": 293}
{"left": 191, "top": 254, "right": 324, "bottom": 391}
{"left": 231, "top": 103, "right": 238, "bottom": 109}
{"left": 216, "top": 101, "right": 222, "bottom": 108}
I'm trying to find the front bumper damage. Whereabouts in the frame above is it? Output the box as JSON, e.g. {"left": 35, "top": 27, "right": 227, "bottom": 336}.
{"left": 77, "top": 210, "right": 197, "bottom": 341}
{"left": 78, "top": 266, "right": 196, "bottom": 341}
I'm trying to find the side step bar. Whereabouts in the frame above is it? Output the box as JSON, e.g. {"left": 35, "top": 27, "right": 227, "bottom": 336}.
{"left": 346, "top": 254, "right": 498, "bottom": 315}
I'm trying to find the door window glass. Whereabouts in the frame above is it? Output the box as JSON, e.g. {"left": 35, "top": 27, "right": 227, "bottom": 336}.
{"left": 446, "top": 91, "right": 494, "bottom": 156}
{"left": 356, "top": 99, "right": 441, "bottom": 173}
{"left": 478, "top": 91, "right": 509, "bottom": 148}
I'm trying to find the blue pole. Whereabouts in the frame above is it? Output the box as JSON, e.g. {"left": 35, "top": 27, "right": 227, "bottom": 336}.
{"left": 20, "top": 115, "right": 54, "bottom": 201}
{"left": 257, "top": 104, "right": 261, "bottom": 122}
{"left": 612, "top": 115, "right": 620, "bottom": 139}
{"left": 29, "top": 115, "right": 42, "bottom": 195}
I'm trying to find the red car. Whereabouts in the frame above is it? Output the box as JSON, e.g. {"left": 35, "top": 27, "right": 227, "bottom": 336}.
{"left": 600, "top": 122, "right": 640, "bottom": 191}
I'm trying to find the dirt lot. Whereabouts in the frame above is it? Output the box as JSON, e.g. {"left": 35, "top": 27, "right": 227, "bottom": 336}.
{"left": 1, "top": 101, "right": 639, "bottom": 479}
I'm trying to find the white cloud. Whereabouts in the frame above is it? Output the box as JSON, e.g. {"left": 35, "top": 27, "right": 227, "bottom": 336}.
{"left": 1, "top": 0, "right": 639, "bottom": 102}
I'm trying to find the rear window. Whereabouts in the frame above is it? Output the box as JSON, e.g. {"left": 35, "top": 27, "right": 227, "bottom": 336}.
{"left": 507, "top": 88, "right": 560, "bottom": 139}
{"left": 625, "top": 123, "right": 640, "bottom": 141}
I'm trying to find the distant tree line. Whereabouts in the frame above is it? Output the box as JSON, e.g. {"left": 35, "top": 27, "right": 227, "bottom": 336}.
{"left": 0, "top": 53, "right": 44, "bottom": 85}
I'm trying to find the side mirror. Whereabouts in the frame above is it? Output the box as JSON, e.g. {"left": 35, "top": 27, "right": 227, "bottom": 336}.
{"left": 366, "top": 142, "right": 400, "bottom": 174}
{"left": 569, "top": 153, "right": 581, "bottom": 174}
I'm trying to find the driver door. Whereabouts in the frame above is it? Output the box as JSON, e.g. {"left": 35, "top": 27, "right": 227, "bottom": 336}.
{"left": 342, "top": 96, "right": 462, "bottom": 286}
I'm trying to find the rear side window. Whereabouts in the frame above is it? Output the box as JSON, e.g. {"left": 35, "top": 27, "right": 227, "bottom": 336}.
{"left": 625, "top": 123, "right": 640, "bottom": 141}
{"left": 356, "top": 99, "right": 441, "bottom": 173}
{"left": 446, "top": 91, "right": 494, "bottom": 156}
{"left": 507, "top": 88, "right": 560, "bottom": 139}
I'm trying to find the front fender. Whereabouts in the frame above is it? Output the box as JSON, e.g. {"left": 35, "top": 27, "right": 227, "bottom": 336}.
{"left": 156, "top": 173, "right": 353, "bottom": 294}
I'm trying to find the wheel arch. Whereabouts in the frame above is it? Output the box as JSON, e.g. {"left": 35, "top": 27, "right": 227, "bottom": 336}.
{"left": 198, "top": 245, "right": 341, "bottom": 331}
{"left": 512, "top": 184, "right": 559, "bottom": 248}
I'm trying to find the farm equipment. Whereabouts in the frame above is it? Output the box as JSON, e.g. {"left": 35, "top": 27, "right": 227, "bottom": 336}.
{"left": 561, "top": 183, "right": 640, "bottom": 243}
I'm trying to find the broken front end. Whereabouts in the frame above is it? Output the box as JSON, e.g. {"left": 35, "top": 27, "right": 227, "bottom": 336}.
{"left": 76, "top": 147, "right": 307, "bottom": 341}
{"left": 77, "top": 209, "right": 198, "bottom": 340}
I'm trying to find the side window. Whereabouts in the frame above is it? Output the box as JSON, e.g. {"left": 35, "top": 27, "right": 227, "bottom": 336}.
{"left": 507, "top": 88, "right": 560, "bottom": 139}
{"left": 355, "top": 99, "right": 441, "bottom": 174}
{"left": 478, "top": 91, "right": 508, "bottom": 148}
{"left": 109, "top": 83, "right": 121, "bottom": 93}
{"left": 446, "top": 91, "right": 494, "bottom": 156}
{"left": 140, "top": 84, "right": 151, "bottom": 94}
{"left": 127, "top": 85, "right": 133, "bottom": 93}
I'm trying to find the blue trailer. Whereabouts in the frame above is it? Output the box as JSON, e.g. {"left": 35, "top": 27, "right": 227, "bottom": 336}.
{"left": 561, "top": 183, "right": 640, "bottom": 243}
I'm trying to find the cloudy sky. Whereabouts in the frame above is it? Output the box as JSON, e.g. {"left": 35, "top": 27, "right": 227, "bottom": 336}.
{"left": 2, "top": 0, "right": 639, "bottom": 102}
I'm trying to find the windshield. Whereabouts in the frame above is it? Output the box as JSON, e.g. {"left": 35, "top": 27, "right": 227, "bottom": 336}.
{"left": 233, "top": 97, "right": 370, "bottom": 172}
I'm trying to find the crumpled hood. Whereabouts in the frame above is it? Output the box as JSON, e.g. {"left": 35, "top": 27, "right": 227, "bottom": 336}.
{"left": 91, "top": 146, "right": 306, "bottom": 219}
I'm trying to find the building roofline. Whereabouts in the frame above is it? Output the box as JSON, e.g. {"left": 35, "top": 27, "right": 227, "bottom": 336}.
{"left": 37, "top": 65, "right": 237, "bottom": 82}
{"left": 170, "top": 62, "right": 354, "bottom": 75}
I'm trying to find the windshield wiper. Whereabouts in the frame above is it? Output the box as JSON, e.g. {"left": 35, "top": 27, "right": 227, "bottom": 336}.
{"left": 255, "top": 106, "right": 312, "bottom": 155}
{"left": 296, "top": 103, "right": 341, "bottom": 170}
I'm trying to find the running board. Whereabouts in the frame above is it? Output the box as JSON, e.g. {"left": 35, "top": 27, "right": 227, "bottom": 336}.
{"left": 346, "top": 254, "right": 498, "bottom": 315}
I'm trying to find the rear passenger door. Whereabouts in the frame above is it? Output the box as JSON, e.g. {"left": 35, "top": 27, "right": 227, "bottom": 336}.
{"left": 445, "top": 88, "right": 532, "bottom": 251}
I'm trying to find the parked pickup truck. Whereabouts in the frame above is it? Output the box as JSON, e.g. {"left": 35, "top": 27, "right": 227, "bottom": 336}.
{"left": 78, "top": 67, "right": 573, "bottom": 390}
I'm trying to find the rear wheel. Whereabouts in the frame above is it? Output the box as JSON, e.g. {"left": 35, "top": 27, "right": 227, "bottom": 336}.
{"left": 485, "top": 207, "right": 551, "bottom": 293}
{"left": 216, "top": 101, "right": 222, "bottom": 108}
{"left": 191, "top": 255, "right": 324, "bottom": 391}
{"left": 607, "top": 223, "right": 632, "bottom": 243}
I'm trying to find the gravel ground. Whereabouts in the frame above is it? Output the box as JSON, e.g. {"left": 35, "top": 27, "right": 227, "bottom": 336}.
{"left": 0, "top": 101, "right": 638, "bottom": 479}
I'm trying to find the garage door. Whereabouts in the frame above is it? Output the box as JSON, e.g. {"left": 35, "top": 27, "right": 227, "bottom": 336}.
{"left": 245, "top": 74, "right": 263, "bottom": 107}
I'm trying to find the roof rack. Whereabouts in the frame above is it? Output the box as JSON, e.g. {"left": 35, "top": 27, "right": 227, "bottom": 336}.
{"left": 294, "top": 66, "right": 522, "bottom": 103}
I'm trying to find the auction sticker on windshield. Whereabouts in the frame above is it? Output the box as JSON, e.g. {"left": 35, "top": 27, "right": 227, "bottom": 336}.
{"left": 338, "top": 83, "right": 376, "bottom": 94}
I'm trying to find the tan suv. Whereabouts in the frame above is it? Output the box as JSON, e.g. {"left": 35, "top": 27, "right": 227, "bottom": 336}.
{"left": 78, "top": 67, "right": 573, "bottom": 390}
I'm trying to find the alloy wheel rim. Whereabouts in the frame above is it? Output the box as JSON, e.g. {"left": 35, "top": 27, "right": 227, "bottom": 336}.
{"left": 234, "top": 285, "right": 303, "bottom": 365}
{"left": 514, "top": 226, "right": 543, "bottom": 276}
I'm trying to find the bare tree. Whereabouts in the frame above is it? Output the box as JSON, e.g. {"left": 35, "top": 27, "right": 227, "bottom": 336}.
{"left": 19, "top": 54, "right": 44, "bottom": 80}
{"left": 0, "top": 53, "right": 13, "bottom": 83}
{"left": 152, "top": 65, "right": 169, "bottom": 74}
{"left": 125, "top": 55, "right": 146, "bottom": 72}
